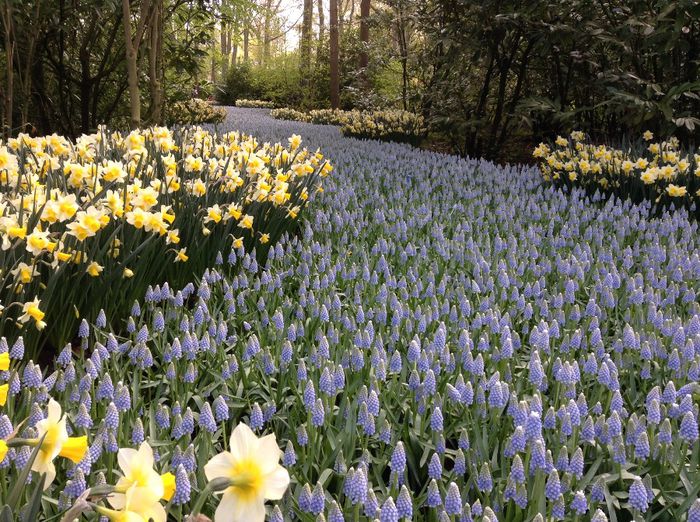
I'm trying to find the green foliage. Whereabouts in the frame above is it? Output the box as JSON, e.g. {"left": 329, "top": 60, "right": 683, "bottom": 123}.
{"left": 219, "top": 54, "right": 327, "bottom": 109}
{"left": 417, "top": 0, "right": 700, "bottom": 160}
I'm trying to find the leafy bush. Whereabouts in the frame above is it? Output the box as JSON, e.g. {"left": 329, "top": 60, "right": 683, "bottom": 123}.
{"left": 534, "top": 131, "right": 699, "bottom": 210}
{"left": 0, "top": 126, "right": 331, "bottom": 355}
{"left": 217, "top": 64, "right": 259, "bottom": 105}
{"left": 219, "top": 56, "right": 310, "bottom": 108}
{"left": 165, "top": 99, "right": 227, "bottom": 125}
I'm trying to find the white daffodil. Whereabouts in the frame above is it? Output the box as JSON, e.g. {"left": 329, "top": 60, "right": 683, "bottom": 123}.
{"left": 109, "top": 442, "right": 171, "bottom": 522}
{"left": 31, "top": 399, "right": 88, "bottom": 489}
{"left": 204, "top": 423, "right": 290, "bottom": 522}
{"left": 97, "top": 486, "right": 151, "bottom": 522}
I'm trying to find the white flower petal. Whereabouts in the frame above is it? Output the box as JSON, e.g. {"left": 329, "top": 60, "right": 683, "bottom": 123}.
{"left": 40, "top": 461, "right": 56, "bottom": 491}
{"left": 256, "top": 434, "right": 283, "bottom": 474}
{"left": 117, "top": 448, "right": 139, "bottom": 477}
{"left": 216, "top": 490, "right": 266, "bottom": 522}
{"left": 108, "top": 491, "right": 127, "bottom": 510}
{"left": 264, "top": 466, "right": 290, "bottom": 500}
{"left": 137, "top": 441, "right": 155, "bottom": 468}
{"left": 145, "top": 499, "right": 167, "bottom": 522}
{"left": 229, "top": 423, "right": 258, "bottom": 461}
{"left": 47, "top": 399, "right": 62, "bottom": 422}
{"left": 204, "top": 451, "right": 236, "bottom": 481}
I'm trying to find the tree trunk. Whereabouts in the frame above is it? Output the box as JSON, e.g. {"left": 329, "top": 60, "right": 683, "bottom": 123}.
{"left": 395, "top": 2, "right": 408, "bottom": 110}
{"left": 2, "top": 0, "right": 14, "bottom": 138}
{"left": 122, "top": 0, "right": 153, "bottom": 129}
{"left": 329, "top": 0, "right": 339, "bottom": 108}
{"left": 220, "top": 21, "right": 229, "bottom": 79}
{"left": 243, "top": 25, "right": 249, "bottom": 62}
{"left": 358, "top": 0, "right": 370, "bottom": 86}
{"left": 148, "top": 0, "right": 163, "bottom": 124}
{"left": 300, "top": 0, "right": 313, "bottom": 79}
{"left": 317, "top": 0, "right": 325, "bottom": 61}
{"left": 263, "top": 0, "right": 273, "bottom": 65}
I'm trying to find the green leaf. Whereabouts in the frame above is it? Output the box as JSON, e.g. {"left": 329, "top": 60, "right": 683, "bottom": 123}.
{"left": 0, "top": 506, "right": 13, "bottom": 522}
{"left": 7, "top": 436, "right": 46, "bottom": 510}
{"left": 20, "top": 478, "right": 45, "bottom": 522}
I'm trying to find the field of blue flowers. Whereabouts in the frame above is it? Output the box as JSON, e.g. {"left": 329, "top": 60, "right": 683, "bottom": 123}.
{"left": 1, "top": 107, "right": 700, "bottom": 521}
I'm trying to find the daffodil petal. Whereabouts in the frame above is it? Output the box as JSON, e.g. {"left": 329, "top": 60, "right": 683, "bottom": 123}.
{"left": 263, "top": 467, "right": 290, "bottom": 500}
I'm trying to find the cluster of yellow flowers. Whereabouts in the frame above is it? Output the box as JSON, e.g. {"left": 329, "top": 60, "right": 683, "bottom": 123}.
{"left": 270, "top": 107, "right": 313, "bottom": 123}
{"left": 0, "top": 126, "right": 331, "bottom": 334}
{"left": 271, "top": 107, "right": 426, "bottom": 143}
{"left": 339, "top": 109, "right": 426, "bottom": 142}
{"left": 166, "top": 98, "right": 227, "bottom": 125}
{"left": 534, "top": 130, "right": 699, "bottom": 200}
{"left": 236, "top": 99, "right": 276, "bottom": 109}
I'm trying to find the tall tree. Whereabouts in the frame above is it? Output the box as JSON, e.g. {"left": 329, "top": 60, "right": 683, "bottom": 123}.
{"left": 316, "top": 0, "right": 325, "bottom": 61}
{"left": 122, "top": 0, "right": 154, "bottom": 128}
{"left": 147, "top": 0, "right": 164, "bottom": 123}
{"left": 299, "top": 0, "right": 313, "bottom": 82}
{"left": 1, "top": 0, "right": 14, "bottom": 138}
{"left": 358, "top": 0, "right": 370, "bottom": 85}
{"left": 329, "top": 0, "right": 339, "bottom": 108}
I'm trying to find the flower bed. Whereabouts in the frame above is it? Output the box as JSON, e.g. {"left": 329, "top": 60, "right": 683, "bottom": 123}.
{"left": 0, "top": 126, "right": 331, "bottom": 355}
{"left": 271, "top": 107, "right": 426, "bottom": 144}
{"left": 166, "top": 98, "right": 227, "bottom": 125}
{"left": 534, "top": 131, "right": 700, "bottom": 207}
{"left": 0, "top": 108, "right": 699, "bottom": 522}
{"left": 236, "top": 99, "right": 276, "bottom": 109}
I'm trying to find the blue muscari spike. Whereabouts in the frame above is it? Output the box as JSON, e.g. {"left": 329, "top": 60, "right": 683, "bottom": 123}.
{"left": 428, "top": 453, "right": 442, "bottom": 479}
{"left": 131, "top": 419, "right": 144, "bottom": 445}
{"left": 380, "top": 497, "right": 399, "bottom": 522}
{"left": 309, "top": 483, "right": 325, "bottom": 515}
{"left": 424, "top": 479, "right": 441, "bottom": 508}
{"left": 78, "top": 319, "right": 90, "bottom": 338}
{"left": 283, "top": 440, "right": 297, "bottom": 467}
{"left": 364, "top": 489, "right": 379, "bottom": 518}
{"left": 172, "top": 464, "right": 191, "bottom": 505}
{"left": 397, "top": 485, "right": 413, "bottom": 518}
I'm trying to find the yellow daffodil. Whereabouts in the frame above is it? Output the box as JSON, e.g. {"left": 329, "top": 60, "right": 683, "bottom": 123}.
{"left": 123, "top": 268, "right": 135, "bottom": 278}
{"left": 30, "top": 399, "right": 88, "bottom": 489}
{"left": 0, "top": 383, "right": 8, "bottom": 406}
{"left": 643, "top": 130, "right": 654, "bottom": 141}
{"left": 0, "top": 353, "right": 8, "bottom": 371}
{"left": 204, "top": 423, "right": 290, "bottom": 522}
{"left": 667, "top": 184, "right": 687, "bottom": 197}
{"left": 0, "top": 440, "right": 7, "bottom": 463}
{"left": 175, "top": 248, "right": 188, "bottom": 262}
{"left": 166, "top": 230, "right": 180, "bottom": 245}
{"left": 18, "top": 297, "right": 47, "bottom": 330}
{"left": 288, "top": 134, "right": 302, "bottom": 150}
{"left": 25, "top": 229, "right": 51, "bottom": 256}
{"left": 239, "top": 215, "right": 254, "bottom": 230}
{"left": 87, "top": 261, "right": 103, "bottom": 277}
{"left": 109, "top": 442, "right": 167, "bottom": 522}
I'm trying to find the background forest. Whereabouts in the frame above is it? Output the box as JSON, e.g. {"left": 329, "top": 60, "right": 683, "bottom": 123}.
{"left": 1, "top": 0, "right": 699, "bottom": 162}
